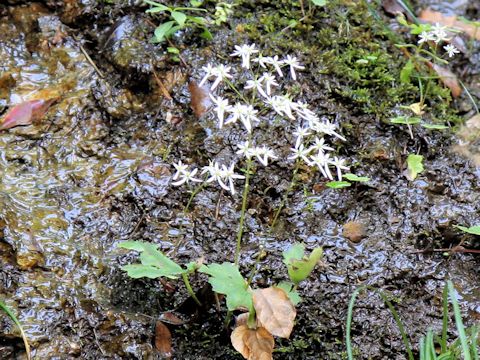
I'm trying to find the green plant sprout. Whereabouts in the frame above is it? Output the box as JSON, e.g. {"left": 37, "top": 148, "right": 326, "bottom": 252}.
{"left": 454, "top": 225, "right": 480, "bottom": 236}
{"left": 0, "top": 300, "right": 31, "bottom": 360}
{"left": 119, "top": 242, "right": 321, "bottom": 358}
{"left": 346, "top": 281, "right": 479, "bottom": 360}
{"left": 326, "top": 173, "right": 370, "bottom": 189}
{"left": 144, "top": 0, "right": 212, "bottom": 43}
{"left": 406, "top": 154, "right": 424, "bottom": 181}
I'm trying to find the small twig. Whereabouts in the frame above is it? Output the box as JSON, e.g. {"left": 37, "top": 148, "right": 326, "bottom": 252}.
{"left": 79, "top": 44, "right": 104, "bottom": 78}
{"left": 152, "top": 65, "right": 173, "bottom": 101}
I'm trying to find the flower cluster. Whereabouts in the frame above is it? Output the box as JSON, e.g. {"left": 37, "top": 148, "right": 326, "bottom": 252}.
{"left": 417, "top": 23, "right": 459, "bottom": 58}
{"left": 172, "top": 43, "right": 349, "bottom": 194}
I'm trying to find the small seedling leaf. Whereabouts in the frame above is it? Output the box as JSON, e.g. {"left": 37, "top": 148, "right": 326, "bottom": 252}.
{"left": 343, "top": 173, "right": 370, "bottom": 182}
{"left": 283, "top": 244, "right": 323, "bottom": 284}
{"left": 454, "top": 225, "right": 480, "bottom": 235}
{"left": 144, "top": 1, "right": 169, "bottom": 12}
{"left": 420, "top": 123, "right": 449, "bottom": 130}
{"left": 276, "top": 282, "right": 302, "bottom": 306}
{"left": 406, "top": 154, "right": 424, "bottom": 181}
{"left": 154, "top": 21, "right": 175, "bottom": 42}
{"left": 253, "top": 287, "right": 296, "bottom": 338}
{"left": 200, "top": 28, "right": 213, "bottom": 40}
{"left": 199, "top": 263, "right": 253, "bottom": 312}
{"left": 231, "top": 325, "right": 274, "bottom": 360}
{"left": 121, "top": 264, "right": 175, "bottom": 279}
{"left": 311, "top": 0, "right": 327, "bottom": 5}
{"left": 171, "top": 11, "right": 187, "bottom": 26}
{"left": 283, "top": 243, "right": 305, "bottom": 262}
{"left": 390, "top": 116, "right": 421, "bottom": 125}
{"left": 119, "top": 241, "right": 184, "bottom": 279}
{"left": 190, "top": 0, "right": 203, "bottom": 6}
{"left": 326, "top": 181, "right": 351, "bottom": 189}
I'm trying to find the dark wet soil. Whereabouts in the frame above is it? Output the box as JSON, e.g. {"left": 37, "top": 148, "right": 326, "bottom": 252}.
{"left": 1, "top": 0, "right": 480, "bottom": 359}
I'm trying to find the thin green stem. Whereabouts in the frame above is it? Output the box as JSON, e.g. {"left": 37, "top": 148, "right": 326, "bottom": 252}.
{"left": 270, "top": 162, "right": 300, "bottom": 230}
{"left": 185, "top": 182, "right": 206, "bottom": 213}
{"left": 0, "top": 301, "right": 31, "bottom": 360}
{"left": 247, "top": 307, "right": 257, "bottom": 329}
{"left": 235, "top": 159, "right": 253, "bottom": 265}
{"left": 224, "top": 78, "right": 249, "bottom": 103}
{"left": 182, "top": 273, "right": 201, "bottom": 306}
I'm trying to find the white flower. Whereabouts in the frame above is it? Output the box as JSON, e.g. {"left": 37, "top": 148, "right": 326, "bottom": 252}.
{"left": 172, "top": 160, "right": 188, "bottom": 180}
{"left": 226, "top": 103, "right": 259, "bottom": 133}
{"left": 252, "top": 53, "right": 270, "bottom": 68}
{"left": 308, "top": 152, "right": 332, "bottom": 179}
{"left": 251, "top": 146, "right": 277, "bottom": 166}
{"left": 307, "top": 137, "right": 333, "bottom": 153}
{"left": 283, "top": 55, "right": 305, "bottom": 80}
{"left": 236, "top": 140, "right": 254, "bottom": 159}
{"left": 443, "top": 44, "right": 459, "bottom": 58}
{"left": 245, "top": 78, "right": 268, "bottom": 98}
{"left": 417, "top": 31, "right": 435, "bottom": 44}
{"left": 230, "top": 43, "right": 258, "bottom": 69}
{"left": 311, "top": 120, "right": 346, "bottom": 141}
{"left": 210, "top": 64, "right": 233, "bottom": 90}
{"left": 172, "top": 167, "right": 202, "bottom": 186}
{"left": 221, "top": 163, "right": 245, "bottom": 194}
{"left": 329, "top": 156, "right": 349, "bottom": 180}
{"left": 264, "top": 55, "right": 284, "bottom": 77}
{"left": 431, "top": 23, "right": 449, "bottom": 43}
{"left": 202, "top": 160, "right": 225, "bottom": 185}
{"left": 288, "top": 144, "right": 311, "bottom": 163}
{"left": 199, "top": 63, "right": 215, "bottom": 87}
{"left": 293, "top": 126, "right": 312, "bottom": 148}
{"left": 209, "top": 95, "right": 231, "bottom": 129}
{"left": 258, "top": 72, "right": 279, "bottom": 96}
{"left": 265, "top": 95, "right": 295, "bottom": 119}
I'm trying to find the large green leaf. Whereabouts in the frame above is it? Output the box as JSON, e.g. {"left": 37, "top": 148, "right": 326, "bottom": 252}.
{"left": 118, "top": 241, "right": 184, "bottom": 279}
{"left": 454, "top": 225, "right": 480, "bottom": 236}
{"left": 199, "top": 263, "right": 253, "bottom": 312}
{"left": 171, "top": 11, "right": 187, "bottom": 26}
{"left": 154, "top": 21, "right": 175, "bottom": 42}
{"left": 283, "top": 244, "right": 322, "bottom": 285}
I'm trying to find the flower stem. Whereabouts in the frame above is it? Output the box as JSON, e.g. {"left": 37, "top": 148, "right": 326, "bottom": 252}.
{"left": 234, "top": 159, "right": 253, "bottom": 265}
{"left": 270, "top": 163, "right": 300, "bottom": 230}
{"left": 182, "top": 272, "right": 201, "bottom": 306}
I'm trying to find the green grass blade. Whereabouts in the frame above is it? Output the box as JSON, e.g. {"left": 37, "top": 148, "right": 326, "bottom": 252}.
{"left": 0, "top": 300, "right": 31, "bottom": 360}
{"left": 441, "top": 284, "right": 449, "bottom": 353}
{"left": 346, "top": 286, "right": 362, "bottom": 360}
{"left": 447, "top": 281, "right": 471, "bottom": 360}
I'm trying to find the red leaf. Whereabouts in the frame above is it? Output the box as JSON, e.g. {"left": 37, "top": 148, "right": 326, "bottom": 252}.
{"left": 0, "top": 99, "right": 56, "bottom": 130}
{"left": 188, "top": 81, "right": 211, "bottom": 118}
{"left": 155, "top": 321, "right": 173, "bottom": 358}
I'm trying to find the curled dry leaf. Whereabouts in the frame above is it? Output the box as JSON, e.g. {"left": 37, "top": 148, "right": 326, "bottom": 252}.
{"left": 231, "top": 325, "right": 274, "bottom": 360}
{"left": 382, "top": 0, "right": 406, "bottom": 16}
{"left": 0, "top": 98, "right": 57, "bottom": 130}
{"left": 188, "top": 81, "right": 211, "bottom": 118}
{"left": 155, "top": 321, "right": 173, "bottom": 358}
{"left": 252, "top": 287, "right": 296, "bottom": 339}
{"left": 158, "top": 312, "right": 186, "bottom": 325}
{"left": 428, "top": 62, "right": 462, "bottom": 98}
{"left": 419, "top": 9, "right": 480, "bottom": 41}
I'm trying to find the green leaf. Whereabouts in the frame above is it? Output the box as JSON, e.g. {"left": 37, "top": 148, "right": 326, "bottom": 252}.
{"left": 406, "top": 154, "right": 424, "bottom": 180}
{"left": 283, "top": 244, "right": 322, "bottom": 285}
{"left": 190, "top": 0, "right": 203, "bottom": 6}
{"left": 154, "top": 21, "right": 175, "bottom": 42}
{"left": 165, "top": 25, "right": 182, "bottom": 37}
{"left": 311, "top": 0, "right": 327, "bottom": 5}
{"left": 276, "top": 281, "right": 302, "bottom": 306}
{"left": 400, "top": 59, "right": 414, "bottom": 84}
{"left": 121, "top": 264, "right": 174, "bottom": 279}
{"left": 326, "top": 181, "right": 351, "bottom": 189}
{"left": 144, "top": 0, "right": 169, "bottom": 12}
{"left": 118, "top": 241, "right": 184, "bottom": 279}
{"left": 454, "top": 225, "right": 480, "bottom": 236}
{"left": 199, "top": 263, "right": 253, "bottom": 311}
{"left": 343, "top": 173, "right": 370, "bottom": 182}
{"left": 189, "top": 16, "right": 206, "bottom": 25}
{"left": 420, "top": 123, "right": 449, "bottom": 130}
{"left": 167, "top": 46, "right": 180, "bottom": 54}
{"left": 185, "top": 261, "right": 200, "bottom": 273}
{"left": 171, "top": 11, "right": 187, "bottom": 26}
{"left": 200, "top": 28, "right": 213, "bottom": 40}
{"left": 390, "top": 116, "right": 421, "bottom": 125}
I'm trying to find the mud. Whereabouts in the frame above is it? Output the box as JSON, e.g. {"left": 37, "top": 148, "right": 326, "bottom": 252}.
{"left": 0, "top": 0, "right": 479, "bottom": 359}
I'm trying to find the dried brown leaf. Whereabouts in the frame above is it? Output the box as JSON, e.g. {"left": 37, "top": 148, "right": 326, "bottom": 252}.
{"left": 429, "top": 62, "right": 462, "bottom": 98}
{"left": 382, "top": 0, "right": 405, "bottom": 16}
{"left": 231, "top": 325, "right": 274, "bottom": 360}
{"left": 188, "top": 81, "right": 211, "bottom": 118}
{"left": 252, "top": 287, "right": 296, "bottom": 339}
{"left": 419, "top": 9, "right": 480, "bottom": 41}
{"left": 155, "top": 321, "right": 173, "bottom": 358}
{"left": 0, "top": 98, "right": 57, "bottom": 130}
{"left": 158, "top": 312, "right": 185, "bottom": 325}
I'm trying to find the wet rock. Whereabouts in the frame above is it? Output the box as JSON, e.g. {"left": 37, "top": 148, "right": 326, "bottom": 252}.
{"left": 342, "top": 221, "right": 366, "bottom": 243}
{"left": 101, "top": 14, "right": 165, "bottom": 78}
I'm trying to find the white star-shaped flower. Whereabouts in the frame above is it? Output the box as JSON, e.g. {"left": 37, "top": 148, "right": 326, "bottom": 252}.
{"left": 308, "top": 152, "right": 332, "bottom": 179}
{"left": 258, "top": 72, "right": 279, "bottom": 96}
{"left": 443, "top": 44, "right": 459, "bottom": 58}
{"left": 329, "top": 156, "right": 349, "bottom": 180}
{"left": 251, "top": 146, "right": 277, "bottom": 166}
{"left": 230, "top": 43, "right": 258, "bottom": 69}
{"left": 171, "top": 167, "right": 202, "bottom": 186}
{"left": 283, "top": 55, "right": 305, "bottom": 80}
{"left": 210, "top": 64, "right": 232, "bottom": 90}
{"left": 288, "top": 144, "right": 311, "bottom": 163}
{"left": 221, "top": 163, "right": 245, "bottom": 194}
{"left": 264, "top": 55, "right": 284, "bottom": 77}
{"left": 209, "top": 95, "right": 231, "bottom": 129}
{"left": 244, "top": 78, "right": 268, "bottom": 98}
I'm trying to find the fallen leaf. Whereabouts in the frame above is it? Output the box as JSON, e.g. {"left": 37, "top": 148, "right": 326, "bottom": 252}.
{"left": 419, "top": 9, "right": 480, "bottom": 41}
{"left": 0, "top": 98, "right": 57, "bottom": 130}
{"left": 158, "top": 312, "right": 185, "bottom": 325}
{"left": 252, "top": 287, "right": 296, "bottom": 339}
{"left": 231, "top": 325, "right": 274, "bottom": 360}
{"left": 155, "top": 321, "right": 173, "bottom": 358}
{"left": 382, "top": 0, "right": 405, "bottom": 16}
{"left": 189, "top": 81, "right": 211, "bottom": 118}
{"left": 429, "top": 62, "right": 462, "bottom": 98}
